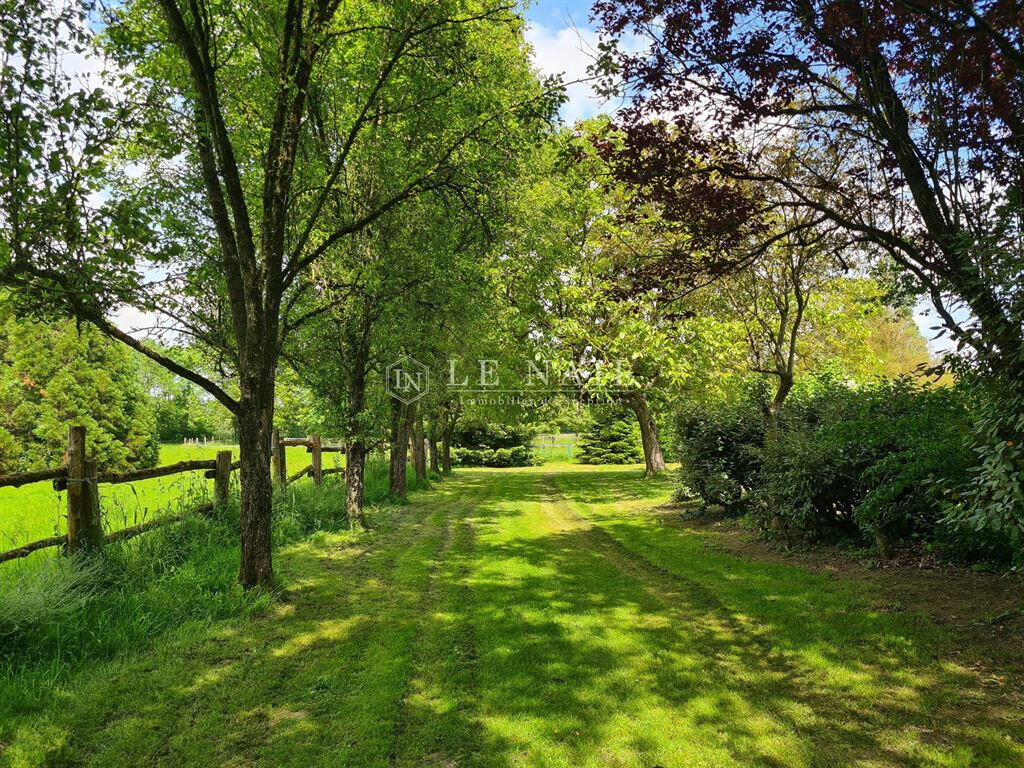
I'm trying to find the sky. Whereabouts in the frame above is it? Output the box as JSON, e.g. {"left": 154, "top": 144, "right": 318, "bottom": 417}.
{"left": 521, "top": 0, "right": 617, "bottom": 124}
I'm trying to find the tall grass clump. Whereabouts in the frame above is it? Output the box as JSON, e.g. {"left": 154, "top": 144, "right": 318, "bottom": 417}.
{"left": 0, "top": 494, "right": 271, "bottom": 715}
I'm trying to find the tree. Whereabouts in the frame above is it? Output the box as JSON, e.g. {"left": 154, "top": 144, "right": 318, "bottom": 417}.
{"left": 0, "top": 317, "right": 158, "bottom": 472}
{"left": 138, "top": 346, "right": 235, "bottom": 442}
{"left": 721, "top": 209, "right": 848, "bottom": 439}
{"left": 513, "top": 126, "right": 699, "bottom": 476}
{"left": 289, "top": 159, "right": 531, "bottom": 520}
{"left": 593, "top": 0, "right": 1024, "bottom": 382}
{"left": 3, "top": 0, "right": 555, "bottom": 586}
{"left": 864, "top": 311, "right": 931, "bottom": 378}
{"left": 576, "top": 407, "right": 644, "bottom": 465}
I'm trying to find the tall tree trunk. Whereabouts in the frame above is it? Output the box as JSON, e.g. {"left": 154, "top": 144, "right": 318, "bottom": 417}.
{"left": 237, "top": 368, "right": 275, "bottom": 588}
{"left": 763, "top": 373, "right": 794, "bottom": 445}
{"left": 760, "top": 371, "right": 795, "bottom": 547}
{"left": 345, "top": 441, "right": 366, "bottom": 527}
{"left": 428, "top": 417, "right": 440, "bottom": 475}
{"left": 412, "top": 411, "right": 427, "bottom": 483}
{"left": 342, "top": 309, "right": 372, "bottom": 526}
{"left": 628, "top": 391, "right": 667, "bottom": 477}
{"left": 389, "top": 399, "right": 408, "bottom": 497}
{"left": 440, "top": 405, "right": 453, "bottom": 475}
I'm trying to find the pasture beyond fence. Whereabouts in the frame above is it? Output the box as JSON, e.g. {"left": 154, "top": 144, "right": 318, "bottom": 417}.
{"left": 0, "top": 426, "right": 345, "bottom": 564}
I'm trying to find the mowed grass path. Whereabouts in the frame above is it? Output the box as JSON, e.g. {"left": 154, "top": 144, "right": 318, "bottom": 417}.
{"left": 0, "top": 443, "right": 339, "bottom": 552}
{"left": 3, "top": 464, "right": 1022, "bottom": 767}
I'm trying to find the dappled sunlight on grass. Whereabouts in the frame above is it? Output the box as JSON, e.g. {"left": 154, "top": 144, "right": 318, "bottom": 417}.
{"left": 0, "top": 465, "right": 1020, "bottom": 767}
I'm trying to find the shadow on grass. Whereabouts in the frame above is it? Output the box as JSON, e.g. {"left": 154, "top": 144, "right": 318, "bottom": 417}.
{"left": 3, "top": 467, "right": 1021, "bottom": 767}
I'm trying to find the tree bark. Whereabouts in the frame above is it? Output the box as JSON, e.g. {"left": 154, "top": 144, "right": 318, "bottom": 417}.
{"left": 412, "top": 411, "right": 427, "bottom": 483}
{"left": 342, "top": 310, "right": 372, "bottom": 525}
{"left": 440, "top": 406, "right": 453, "bottom": 475}
{"left": 763, "top": 373, "right": 794, "bottom": 445}
{"left": 428, "top": 417, "right": 440, "bottom": 475}
{"left": 389, "top": 399, "right": 408, "bottom": 497}
{"left": 345, "top": 441, "right": 366, "bottom": 527}
{"left": 628, "top": 391, "right": 667, "bottom": 477}
{"left": 236, "top": 372, "right": 275, "bottom": 588}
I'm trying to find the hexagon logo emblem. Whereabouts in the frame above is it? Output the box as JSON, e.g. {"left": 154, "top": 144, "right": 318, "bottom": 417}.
{"left": 386, "top": 355, "right": 429, "bottom": 404}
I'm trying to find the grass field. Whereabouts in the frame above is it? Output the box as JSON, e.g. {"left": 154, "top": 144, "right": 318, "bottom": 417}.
{"left": 2, "top": 463, "right": 1020, "bottom": 767}
{"left": 531, "top": 433, "right": 577, "bottom": 462}
{"left": 0, "top": 443, "right": 343, "bottom": 554}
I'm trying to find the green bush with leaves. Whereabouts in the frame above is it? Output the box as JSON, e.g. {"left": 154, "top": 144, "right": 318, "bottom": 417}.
{"left": 576, "top": 407, "right": 644, "bottom": 465}
{"left": 674, "top": 396, "right": 764, "bottom": 508}
{"left": 452, "top": 421, "right": 536, "bottom": 450}
{"left": 675, "top": 376, "right": 1022, "bottom": 564}
{"left": 452, "top": 445, "right": 536, "bottom": 468}
{"left": 942, "top": 380, "right": 1024, "bottom": 560}
{"left": 451, "top": 420, "right": 537, "bottom": 467}
{"left": 758, "top": 378, "right": 978, "bottom": 548}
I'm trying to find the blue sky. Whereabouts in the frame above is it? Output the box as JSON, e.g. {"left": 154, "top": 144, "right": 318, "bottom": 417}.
{"left": 521, "top": 0, "right": 619, "bottom": 123}
{"left": 523, "top": 0, "right": 595, "bottom": 27}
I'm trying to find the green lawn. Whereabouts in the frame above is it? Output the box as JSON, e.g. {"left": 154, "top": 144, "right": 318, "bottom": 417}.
{"left": 531, "top": 433, "right": 577, "bottom": 462}
{"left": 0, "top": 443, "right": 342, "bottom": 554}
{"left": 2, "top": 464, "right": 1022, "bottom": 767}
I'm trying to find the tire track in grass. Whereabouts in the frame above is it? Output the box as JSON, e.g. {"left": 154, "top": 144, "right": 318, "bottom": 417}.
{"left": 544, "top": 469, "right": 1024, "bottom": 768}
{"left": 389, "top": 472, "right": 488, "bottom": 768}
{"left": 447, "top": 469, "right": 759, "bottom": 768}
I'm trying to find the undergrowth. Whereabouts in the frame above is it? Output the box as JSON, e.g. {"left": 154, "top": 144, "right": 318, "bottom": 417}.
{"left": 0, "top": 458, "right": 429, "bottom": 717}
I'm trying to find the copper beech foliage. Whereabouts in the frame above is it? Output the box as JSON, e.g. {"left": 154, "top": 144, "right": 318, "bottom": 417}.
{"left": 592, "top": 0, "right": 1024, "bottom": 378}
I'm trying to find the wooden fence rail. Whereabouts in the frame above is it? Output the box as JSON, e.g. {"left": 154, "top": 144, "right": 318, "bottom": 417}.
{"left": 1, "top": 427, "right": 343, "bottom": 565}
{"left": 52, "top": 460, "right": 218, "bottom": 491}
{"left": 0, "top": 466, "right": 67, "bottom": 490}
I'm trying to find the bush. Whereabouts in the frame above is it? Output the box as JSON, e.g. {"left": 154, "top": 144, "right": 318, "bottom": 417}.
{"left": 452, "top": 421, "right": 536, "bottom": 451}
{"left": 451, "top": 420, "right": 536, "bottom": 468}
{"left": 674, "top": 376, "right": 1021, "bottom": 564}
{"left": 576, "top": 407, "right": 644, "bottom": 465}
{"left": 451, "top": 445, "right": 536, "bottom": 468}
{"left": 941, "top": 380, "right": 1024, "bottom": 562}
{"left": 757, "top": 378, "right": 977, "bottom": 548}
{"left": 674, "top": 397, "right": 764, "bottom": 509}
{"left": 0, "top": 426, "right": 17, "bottom": 474}
{"left": 0, "top": 318, "right": 159, "bottom": 472}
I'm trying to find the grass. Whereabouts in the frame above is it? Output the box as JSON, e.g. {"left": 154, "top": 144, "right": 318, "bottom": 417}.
{"left": 1, "top": 463, "right": 1022, "bottom": 766}
{"left": 0, "top": 458, "right": 424, "bottom": 724}
{"left": 531, "top": 433, "right": 577, "bottom": 462}
{"left": 0, "top": 442, "right": 341, "bottom": 553}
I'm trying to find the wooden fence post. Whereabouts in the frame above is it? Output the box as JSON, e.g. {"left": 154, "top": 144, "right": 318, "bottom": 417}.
{"left": 310, "top": 435, "right": 322, "bottom": 486}
{"left": 215, "top": 450, "right": 231, "bottom": 506}
{"left": 272, "top": 428, "right": 286, "bottom": 486}
{"left": 66, "top": 426, "right": 87, "bottom": 553}
{"left": 82, "top": 458, "right": 102, "bottom": 549}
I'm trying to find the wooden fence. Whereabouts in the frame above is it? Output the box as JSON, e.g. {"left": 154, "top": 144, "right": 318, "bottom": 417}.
{"left": 0, "top": 426, "right": 345, "bottom": 565}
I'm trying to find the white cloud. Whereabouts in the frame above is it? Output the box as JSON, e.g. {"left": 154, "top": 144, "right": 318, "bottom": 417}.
{"left": 524, "top": 21, "right": 608, "bottom": 124}
{"left": 111, "top": 304, "right": 157, "bottom": 336}
{"left": 524, "top": 15, "right": 650, "bottom": 125}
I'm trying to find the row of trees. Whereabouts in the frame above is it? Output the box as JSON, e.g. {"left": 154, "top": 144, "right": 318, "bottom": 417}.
{"left": 1, "top": 0, "right": 558, "bottom": 586}
{"left": 3, "top": 0, "right": 1018, "bottom": 583}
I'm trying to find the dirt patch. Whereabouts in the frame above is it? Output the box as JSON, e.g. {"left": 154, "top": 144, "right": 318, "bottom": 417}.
{"left": 654, "top": 504, "right": 1024, "bottom": 669}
